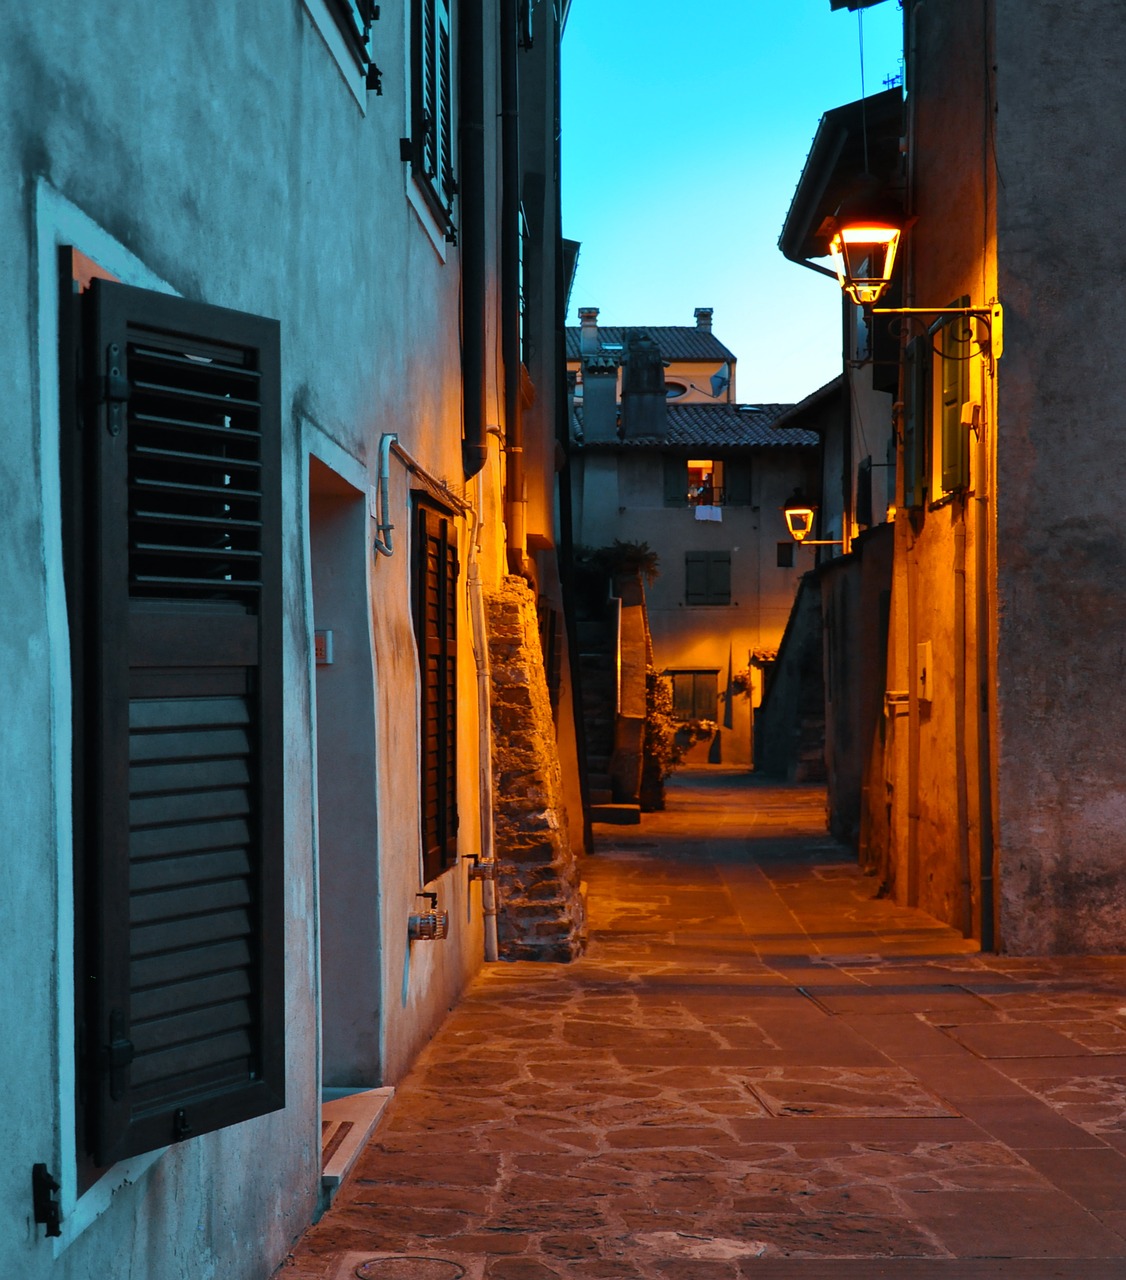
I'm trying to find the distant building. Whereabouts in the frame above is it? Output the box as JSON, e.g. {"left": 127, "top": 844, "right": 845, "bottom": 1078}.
{"left": 567, "top": 310, "right": 820, "bottom": 768}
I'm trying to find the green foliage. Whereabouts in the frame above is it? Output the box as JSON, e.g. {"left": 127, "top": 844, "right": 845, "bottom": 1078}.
{"left": 575, "top": 540, "right": 660, "bottom": 585}
{"left": 640, "top": 667, "right": 686, "bottom": 811}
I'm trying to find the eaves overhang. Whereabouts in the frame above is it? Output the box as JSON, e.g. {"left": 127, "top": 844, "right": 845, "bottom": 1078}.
{"left": 779, "top": 87, "right": 904, "bottom": 271}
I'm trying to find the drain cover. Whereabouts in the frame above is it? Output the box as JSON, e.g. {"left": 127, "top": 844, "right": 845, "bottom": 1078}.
{"left": 355, "top": 1260, "right": 466, "bottom": 1280}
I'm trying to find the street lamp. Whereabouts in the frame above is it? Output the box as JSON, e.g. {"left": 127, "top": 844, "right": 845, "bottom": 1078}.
{"left": 783, "top": 493, "right": 843, "bottom": 547}
{"left": 828, "top": 218, "right": 902, "bottom": 307}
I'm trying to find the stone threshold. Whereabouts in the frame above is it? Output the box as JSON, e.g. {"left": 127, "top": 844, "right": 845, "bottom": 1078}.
{"left": 321, "top": 1086, "right": 394, "bottom": 1202}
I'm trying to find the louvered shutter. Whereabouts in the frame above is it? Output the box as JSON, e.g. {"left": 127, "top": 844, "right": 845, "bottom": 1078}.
{"left": 685, "top": 552, "right": 708, "bottom": 604}
{"left": 902, "top": 337, "right": 928, "bottom": 509}
{"left": 78, "top": 279, "right": 284, "bottom": 1167}
{"left": 707, "top": 551, "right": 731, "bottom": 605}
{"left": 663, "top": 456, "right": 687, "bottom": 507}
{"left": 940, "top": 305, "right": 971, "bottom": 493}
{"left": 413, "top": 501, "right": 459, "bottom": 883}
{"left": 412, "top": 0, "right": 455, "bottom": 229}
{"left": 724, "top": 460, "right": 752, "bottom": 507}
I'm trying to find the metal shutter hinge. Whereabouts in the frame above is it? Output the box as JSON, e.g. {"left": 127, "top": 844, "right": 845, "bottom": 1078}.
{"left": 99, "top": 342, "right": 130, "bottom": 437}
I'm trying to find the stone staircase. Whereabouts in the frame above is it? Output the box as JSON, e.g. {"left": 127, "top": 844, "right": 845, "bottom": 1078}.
{"left": 576, "top": 609, "right": 640, "bottom": 825}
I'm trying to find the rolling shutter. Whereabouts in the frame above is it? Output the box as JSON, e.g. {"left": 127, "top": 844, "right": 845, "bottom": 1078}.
{"left": 74, "top": 278, "right": 284, "bottom": 1167}
{"left": 413, "top": 501, "right": 459, "bottom": 882}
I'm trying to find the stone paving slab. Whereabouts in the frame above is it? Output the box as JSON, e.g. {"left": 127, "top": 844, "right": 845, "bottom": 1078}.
{"left": 277, "top": 774, "right": 1126, "bottom": 1278}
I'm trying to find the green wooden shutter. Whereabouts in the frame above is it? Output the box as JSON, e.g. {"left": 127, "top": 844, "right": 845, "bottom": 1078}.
{"left": 940, "top": 306, "right": 971, "bottom": 493}
{"left": 707, "top": 551, "right": 731, "bottom": 604}
{"left": 413, "top": 501, "right": 459, "bottom": 882}
{"left": 903, "top": 337, "right": 928, "bottom": 509}
{"left": 663, "top": 455, "right": 686, "bottom": 507}
{"left": 724, "top": 459, "right": 752, "bottom": 506}
{"left": 685, "top": 552, "right": 707, "bottom": 603}
{"left": 76, "top": 279, "right": 284, "bottom": 1167}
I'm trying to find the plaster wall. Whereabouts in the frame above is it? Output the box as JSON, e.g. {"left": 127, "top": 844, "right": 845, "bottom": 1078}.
{"left": 0, "top": 1, "right": 505, "bottom": 1273}
{"left": 880, "top": 0, "right": 996, "bottom": 937}
{"left": 577, "top": 450, "right": 814, "bottom": 765}
{"left": 992, "top": 0, "right": 1126, "bottom": 952}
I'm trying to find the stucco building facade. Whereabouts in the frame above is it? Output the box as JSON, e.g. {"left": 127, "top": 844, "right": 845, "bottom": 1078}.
{"left": 782, "top": 0, "right": 1126, "bottom": 953}
{"left": 2, "top": 2, "right": 580, "bottom": 1275}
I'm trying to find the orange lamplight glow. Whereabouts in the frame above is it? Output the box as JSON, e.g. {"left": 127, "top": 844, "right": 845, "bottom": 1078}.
{"left": 784, "top": 504, "right": 817, "bottom": 543}
{"left": 829, "top": 223, "right": 901, "bottom": 306}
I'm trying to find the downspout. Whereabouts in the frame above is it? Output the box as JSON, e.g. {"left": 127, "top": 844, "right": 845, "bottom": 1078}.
{"left": 467, "top": 508, "right": 499, "bottom": 961}
{"left": 954, "top": 514, "right": 972, "bottom": 935}
{"left": 976, "top": 357, "right": 997, "bottom": 949}
{"left": 500, "top": 0, "right": 525, "bottom": 574}
{"left": 460, "top": 0, "right": 488, "bottom": 480}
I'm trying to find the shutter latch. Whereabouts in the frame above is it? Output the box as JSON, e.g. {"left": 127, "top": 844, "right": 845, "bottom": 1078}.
{"left": 103, "top": 1009, "right": 135, "bottom": 1100}
{"left": 99, "top": 342, "right": 130, "bottom": 437}
{"left": 32, "top": 1163, "right": 62, "bottom": 1238}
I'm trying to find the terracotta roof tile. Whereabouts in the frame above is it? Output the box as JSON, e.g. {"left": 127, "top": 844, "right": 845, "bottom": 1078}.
{"left": 572, "top": 402, "right": 819, "bottom": 449}
{"left": 566, "top": 325, "right": 737, "bottom": 363}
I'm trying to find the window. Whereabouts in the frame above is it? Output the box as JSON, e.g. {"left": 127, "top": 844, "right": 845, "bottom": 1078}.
{"left": 663, "top": 457, "right": 751, "bottom": 507}
{"left": 668, "top": 670, "right": 719, "bottom": 722}
{"left": 777, "top": 541, "right": 795, "bottom": 569}
{"left": 685, "top": 551, "right": 731, "bottom": 605}
{"left": 64, "top": 275, "right": 285, "bottom": 1169}
{"left": 412, "top": 499, "right": 459, "bottom": 882}
{"left": 324, "top": 0, "right": 383, "bottom": 88}
{"left": 405, "top": 0, "right": 456, "bottom": 239}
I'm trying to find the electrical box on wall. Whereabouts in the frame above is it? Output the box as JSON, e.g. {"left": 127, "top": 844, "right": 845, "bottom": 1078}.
{"left": 314, "top": 629, "right": 334, "bottom": 665}
{"left": 917, "top": 640, "right": 933, "bottom": 704}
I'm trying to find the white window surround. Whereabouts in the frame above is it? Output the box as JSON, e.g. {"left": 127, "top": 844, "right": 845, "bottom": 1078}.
{"left": 35, "top": 181, "right": 177, "bottom": 1252}
{"left": 302, "top": 0, "right": 368, "bottom": 110}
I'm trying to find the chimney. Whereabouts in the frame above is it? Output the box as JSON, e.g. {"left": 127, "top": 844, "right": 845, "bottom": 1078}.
{"left": 578, "top": 306, "right": 601, "bottom": 355}
{"left": 620, "top": 332, "right": 667, "bottom": 440}
{"left": 694, "top": 307, "right": 713, "bottom": 333}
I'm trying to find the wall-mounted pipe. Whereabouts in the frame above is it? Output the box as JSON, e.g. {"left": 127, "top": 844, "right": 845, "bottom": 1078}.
{"left": 500, "top": 0, "right": 525, "bottom": 573}
{"left": 372, "top": 431, "right": 397, "bottom": 558}
{"left": 467, "top": 510, "right": 500, "bottom": 962}
{"left": 460, "top": 0, "right": 488, "bottom": 479}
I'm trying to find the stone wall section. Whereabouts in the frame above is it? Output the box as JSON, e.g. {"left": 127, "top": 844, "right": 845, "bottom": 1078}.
{"left": 487, "top": 576, "right": 587, "bottom": 961}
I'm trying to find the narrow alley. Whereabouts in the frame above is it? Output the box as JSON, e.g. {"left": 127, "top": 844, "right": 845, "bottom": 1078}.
{"left": 280, "top": 773, "right": 1126, "bottom": 1279}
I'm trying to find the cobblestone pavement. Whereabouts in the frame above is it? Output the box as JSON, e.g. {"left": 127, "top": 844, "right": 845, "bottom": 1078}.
{"left": 278, "top": 771, "right": 1126, "bottom": 1279}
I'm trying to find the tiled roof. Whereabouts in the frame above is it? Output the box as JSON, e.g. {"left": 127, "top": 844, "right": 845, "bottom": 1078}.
{"left": 565, "top": 325, "right": 737, "bottom": 363}
{"left": 572, "top": 402, "right": 819, "bottom": 449}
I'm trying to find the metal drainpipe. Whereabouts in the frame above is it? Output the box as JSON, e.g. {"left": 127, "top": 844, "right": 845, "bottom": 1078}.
{"left": 460, "top": 0, "right": 488, "bottom": 480}
{"left": 975, "top": 368, "right": 997, "bottom": 950}
{"left": 954, "top": 515, "right": 973, "bottom": 936}
{"left": 467, "top": 508, "right": 499, "bottom": 961}
{"left": 500, "top": 0, "right": 525, "bottom": 575}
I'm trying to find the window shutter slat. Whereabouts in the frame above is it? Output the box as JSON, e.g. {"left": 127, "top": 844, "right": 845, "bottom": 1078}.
{"left": 77, "top": 279, "right": 284, "bottom": 1168}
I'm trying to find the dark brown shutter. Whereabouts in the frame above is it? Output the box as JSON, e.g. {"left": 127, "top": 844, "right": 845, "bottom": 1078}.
{"left": 77, "top": 279, "right": 284, "bottom": 1167}
{"left": 903, "top": 336, "right": 929, "bottom": 509}
{"left": 663, "top": 456, "right": 687, "bottom": 507}
{"left": 413, "top": 501, "right": 459, "bottom": 883}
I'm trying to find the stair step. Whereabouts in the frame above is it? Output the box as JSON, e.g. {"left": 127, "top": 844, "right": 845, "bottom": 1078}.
{"left": 590, "top": 803, "right": 642, "bottom": 826}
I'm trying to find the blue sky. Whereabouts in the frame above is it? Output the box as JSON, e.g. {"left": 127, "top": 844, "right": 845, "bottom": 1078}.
{"left": 560, "top": 0, "right": 903, "bottom": 404}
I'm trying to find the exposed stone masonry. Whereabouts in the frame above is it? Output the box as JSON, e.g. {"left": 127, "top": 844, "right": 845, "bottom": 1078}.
{"left": 486, "top": 576, "right": 586, "bottom": 961}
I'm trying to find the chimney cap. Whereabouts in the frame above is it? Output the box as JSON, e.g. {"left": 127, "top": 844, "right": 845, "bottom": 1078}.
{"left": 694, "top": 307, "right": 714, "bottom": 331}
{"left": 578, "top": 307, "right": 600, "bottom": 321}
